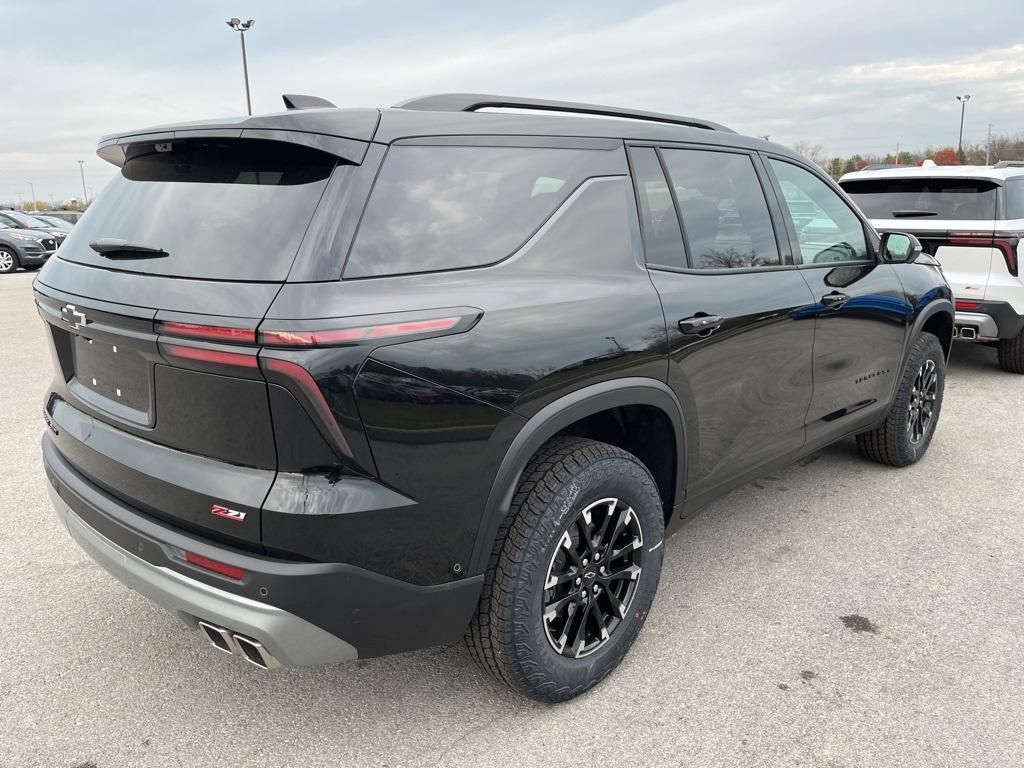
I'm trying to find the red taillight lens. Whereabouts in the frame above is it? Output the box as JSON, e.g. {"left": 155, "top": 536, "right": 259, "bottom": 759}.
{"left": 260, "top": 316, "right": 460, "bottom": 347}
{"left": 162, "top": 344, "right": 259, "bottom": 368}
{"left": 261, "top": 356, "right": 352, "bottom": 456}
{"left": 185, "top": 551, "right": 245, "bottom": 580}
{"left": 955, "top": 300, "right": 979, "bottom": 310}
{"left": 948, "top": 231, "right": 1020, "bottom": 277}
{"left": 157, "top": 321, "right": 257, "bottom": 344}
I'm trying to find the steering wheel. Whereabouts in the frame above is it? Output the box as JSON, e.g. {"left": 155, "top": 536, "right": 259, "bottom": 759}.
{"left": 812, "top": 241, "right": 857, "bottom": 263}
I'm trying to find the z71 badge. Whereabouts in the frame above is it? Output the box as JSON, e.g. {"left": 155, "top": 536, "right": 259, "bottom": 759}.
{"left": 210, "top": 504, "right": 246, "bottom": 522}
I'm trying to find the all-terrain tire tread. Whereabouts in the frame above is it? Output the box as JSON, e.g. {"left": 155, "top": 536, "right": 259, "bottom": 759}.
{"left": 465, "top": 436, "right": 661, "bottom": 701}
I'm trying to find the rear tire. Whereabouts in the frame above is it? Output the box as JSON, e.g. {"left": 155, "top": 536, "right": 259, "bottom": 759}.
{"left": 466, "top": 437, "right": 665, "bottom": 702}
{"left": 856, "top": 332, "right": 944, "bottom": 467}
{"left": 0, "top": 249, "right": 18, "bottom": 274}
{"left": 997, "top": 329, "right": 1024, "bottom": 374}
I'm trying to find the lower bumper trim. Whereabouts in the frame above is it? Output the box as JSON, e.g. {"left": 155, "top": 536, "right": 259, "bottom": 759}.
{"left": 49, "top": 483, "right": 358, "bottom": 667}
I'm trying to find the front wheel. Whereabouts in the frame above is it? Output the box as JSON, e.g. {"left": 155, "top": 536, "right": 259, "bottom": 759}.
{"left": 0, "top": 249, "right": 19, "bottom": 274}
{"left": 466, "top": 437, "right": 665, "bottom": 702}
{"left": 856, "top": 332, "right": 945, "bottom": 467}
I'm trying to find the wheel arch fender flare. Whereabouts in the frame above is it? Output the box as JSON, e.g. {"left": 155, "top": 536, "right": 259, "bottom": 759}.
{"left": 905, "top": 296, "right": 954, "bottom": 365}
{"left": 467, "top": 377, "right": 687, "bottom": 575}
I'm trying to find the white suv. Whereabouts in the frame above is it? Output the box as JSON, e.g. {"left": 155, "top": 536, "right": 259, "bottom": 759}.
{"left": 840, "top": 161, "right": 1024, "bottom": 372}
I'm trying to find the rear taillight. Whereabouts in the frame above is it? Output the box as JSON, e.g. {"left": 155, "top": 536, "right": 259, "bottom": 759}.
{"left": 156, "top": 321, "right": 257, "bottom": 344}
{"left": 185, "top": 551, "right": 245, "bottom": 580}
{"left": 162, "top": 344, "right": 259, "bottom": 369}
{"left": 261, "top": 357, "right": 352, "bottom": 456}
{"left": 948, "top": 231, "right": 1021, "bottom": 276}
{"left": 955, "top": 300, "right": 979, "bottom": 310}
{"left": 259, "top": 316, "right": 461, "bottom": 347}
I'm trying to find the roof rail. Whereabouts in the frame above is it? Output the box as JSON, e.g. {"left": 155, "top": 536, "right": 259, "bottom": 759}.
{"left": 393, "top": 93, "right": 734, "bottom": 133}
{"left": 282, "top": 94, "right": 337, "bottom": 110}
{"left": 993, "top": 160, "right": 1024, "bottom": 168}
{"left": 860, "top": 163, "right": 903, "bottom": 171}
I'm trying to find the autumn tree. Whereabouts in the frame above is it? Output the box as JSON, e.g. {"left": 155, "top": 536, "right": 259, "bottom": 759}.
{"left": 932, "top": 147, "right": 959, "bottom": 165}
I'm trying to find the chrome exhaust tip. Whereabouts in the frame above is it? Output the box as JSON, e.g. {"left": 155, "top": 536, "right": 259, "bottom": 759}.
{"left": 198, "top": 620, "right": 239, "bottom": 655}
{"left": 958, "top": 326, "right": 977, "bottom": 340}
{"left": 233, "top": 634, "right": 282, "bottom": 670}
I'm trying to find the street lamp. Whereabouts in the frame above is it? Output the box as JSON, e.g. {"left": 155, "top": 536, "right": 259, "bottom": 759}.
{"left": 956, "top": 94, "right": 971, "bottom": 160}
{"left": 78, "top": 160, "right": 89, "bottom": 207}
{"left": 226, "top": 17, "right": 255, "bottom": 115}
{"left": 28, "top": 182, "right": 35, "bottom": 211}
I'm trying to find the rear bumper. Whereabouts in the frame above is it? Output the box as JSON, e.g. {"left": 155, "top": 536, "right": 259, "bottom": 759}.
{"left": 954, "top": 300, "right": 1024, "bottom": 341}
{"left": 43, "top": 432, "right": 483, "bottom": 666}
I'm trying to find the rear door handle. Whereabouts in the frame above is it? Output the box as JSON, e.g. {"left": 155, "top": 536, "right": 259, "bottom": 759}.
{"left": 821, "top": 292, "right": 850, "bottom": 309}
{"left": 678, "top": 314, "right": 724, "bottom": 335}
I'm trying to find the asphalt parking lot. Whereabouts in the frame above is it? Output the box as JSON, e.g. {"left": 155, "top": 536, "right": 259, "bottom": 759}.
{"left": 1, "top": 269, "right": 1022, "bottom": 768}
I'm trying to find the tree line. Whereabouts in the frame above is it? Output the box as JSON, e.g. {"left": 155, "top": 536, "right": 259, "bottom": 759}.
{"left": 791, "top": 132, "right": 1024, "bottom": 178}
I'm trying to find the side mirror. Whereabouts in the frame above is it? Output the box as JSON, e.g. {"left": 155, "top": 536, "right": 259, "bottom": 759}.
{"left": 880, "top": 232, "right": 924, "bottom": 263}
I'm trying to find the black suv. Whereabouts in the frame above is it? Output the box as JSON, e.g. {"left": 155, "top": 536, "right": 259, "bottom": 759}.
{"left": 37, "top": 94, "right": 953, "bottom": 702}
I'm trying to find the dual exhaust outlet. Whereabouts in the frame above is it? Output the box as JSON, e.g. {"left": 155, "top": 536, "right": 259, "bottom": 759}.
{"left": 198, "top": 620, "right": 281, "bottom": 670}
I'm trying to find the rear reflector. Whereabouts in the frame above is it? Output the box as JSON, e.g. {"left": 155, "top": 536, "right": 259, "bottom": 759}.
{"left": 157, "top": 321, "right": 257, "bottom": 344}
{"left": 185, "top": 551, "right": 245, "bottom": 580}
{"left": 260, "top": 316, "right": 460, "bottom": 347}
{"left": 162, "top": 344, "right": 259, "bottom": 368}
{"left": 955, "top": 300, "right": 979, "bottom": 310}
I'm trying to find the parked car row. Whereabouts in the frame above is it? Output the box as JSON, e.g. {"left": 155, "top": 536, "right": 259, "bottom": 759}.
{"left": 28, "top": 93, "right": 1011, "bottom": 704}
{"left": 0, "top": 209, "right": 78, "bottom": 273}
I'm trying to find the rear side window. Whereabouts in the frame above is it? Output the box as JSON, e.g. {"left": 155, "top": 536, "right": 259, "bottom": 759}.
{"left": 59, "top": 139, "right": 338, "bottom": 281}
{"left": 344, "top": 145, "right": 620, "bottom": 278}
{"left": 1005, "top": 178, "right": 1024, "bottom": 219}
{"left": 840, "top": 177, "right": 999, "bottom": 221}
{"left": 630, "top": 147, "right": 685, "bottom": 269}
{"left": 660, "top": 149, "right": 780, "bottom": 269}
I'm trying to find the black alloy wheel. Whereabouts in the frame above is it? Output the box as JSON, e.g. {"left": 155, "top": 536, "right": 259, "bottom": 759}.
{"left": 542, "top": 497, "right": 644, "bottom": 658}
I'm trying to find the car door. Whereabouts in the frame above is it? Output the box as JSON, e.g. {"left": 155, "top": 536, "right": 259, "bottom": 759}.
{"left": 629, "top": 145, "right": 817, "bottom": 503}
{"left": 762, "top": 156, "right": 911, "bottom": 445}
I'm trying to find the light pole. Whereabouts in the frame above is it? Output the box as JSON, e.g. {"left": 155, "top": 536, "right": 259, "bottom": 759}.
{"left": 226, "top": 18, "right": 255, "bottom": 115}
{"left": 956, "top": 94, "right": 971, "bottom": 161}
{"left": 986, "top": 123, "right": 993, "bottom": 165}
{"left": 78, "top": 160, "right": 89, "bottom": 206}
{"left": 28, "top": 182, "right": 35, "bottom": 211}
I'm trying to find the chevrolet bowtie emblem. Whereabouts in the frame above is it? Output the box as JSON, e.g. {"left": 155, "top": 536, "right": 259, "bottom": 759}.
{"left": 61, "top": 304, "right": 87, "bottom": 329}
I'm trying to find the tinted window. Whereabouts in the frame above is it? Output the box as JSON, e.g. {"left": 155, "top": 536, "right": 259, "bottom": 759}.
{"left": 840, "top": 177, "right": 999, "bottom": 221}
{"left": 660, "top": 149, "right": 780, "bottom": 269}
{"left": 1004, "top": 177, "right": 1024, "bottom": 220}
{"left": 630, "top": 147, "right": 685, "bottom": 268}
{"left": 345, "top": 145, "right": 619, "bottom": 277}
{"left": 771, "top": 160, "right": 869, "bottom": 265}
{"left": 59, "top": 139, "right": 337, "bottom": 281}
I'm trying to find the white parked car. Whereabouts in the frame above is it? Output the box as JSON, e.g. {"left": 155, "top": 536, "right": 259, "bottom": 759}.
{"left": 840, "top": 161, "right": 1024, "bottom": 372}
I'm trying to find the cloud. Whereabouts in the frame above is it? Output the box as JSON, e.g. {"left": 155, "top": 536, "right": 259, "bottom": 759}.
{"left": 2, "top": 0, "right": 1021, "bottom": 203}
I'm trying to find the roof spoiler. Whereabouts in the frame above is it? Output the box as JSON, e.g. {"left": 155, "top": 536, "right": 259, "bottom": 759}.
{"left": 282, "top": 94, "right": 337, "bottom": 110}
{"left": 393, "top": 92, "right": 734, "bottom": 133}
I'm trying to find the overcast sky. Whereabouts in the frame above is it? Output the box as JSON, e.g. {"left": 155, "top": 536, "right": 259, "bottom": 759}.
{"left": 1, "top": 0, "right": 1021, "bottom": 204}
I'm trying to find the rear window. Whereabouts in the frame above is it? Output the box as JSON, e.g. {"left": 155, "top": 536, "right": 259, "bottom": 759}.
{"left": 343, "top": 145, "right": 622, "bottom": 278}
{"left": 840, "top": 177, "right": 998, "bottom": 221}
{"left": 59, "top": 139, "right": 337, "bottom": 281}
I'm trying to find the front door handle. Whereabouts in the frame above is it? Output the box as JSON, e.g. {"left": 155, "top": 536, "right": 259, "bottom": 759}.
{"left": 821, "top": 292, "right": 850, "bottom": 309}
{"left": 678, "top": 314, "right": 724, "bottom": 335}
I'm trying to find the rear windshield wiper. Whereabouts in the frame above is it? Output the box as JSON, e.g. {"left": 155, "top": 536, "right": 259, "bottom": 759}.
{"left": 891, "top": 210, "right": 939, "bottom": 218}
{"left": 89, "top": 238, "right": 169, "bottom": 259}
